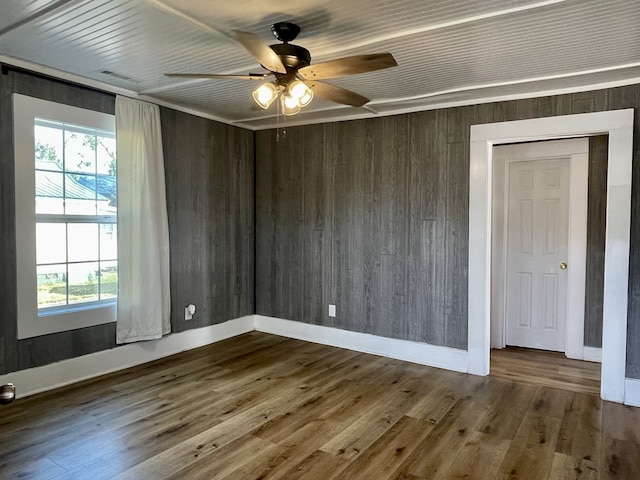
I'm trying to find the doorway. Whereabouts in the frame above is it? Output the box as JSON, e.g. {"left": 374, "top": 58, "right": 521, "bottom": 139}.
{"left": 491, "top": 138, "right": 589, "bottom": 357}
{"left": 467, "top": 109, "right": 634, "bottom": 403}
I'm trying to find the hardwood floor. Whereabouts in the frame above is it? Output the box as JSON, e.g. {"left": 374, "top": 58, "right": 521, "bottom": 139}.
{"left": 0, "top": 332, "right": 638, "bottom": 479}
{"left": 490, "top": 347, "right": 601, "bottom": 396}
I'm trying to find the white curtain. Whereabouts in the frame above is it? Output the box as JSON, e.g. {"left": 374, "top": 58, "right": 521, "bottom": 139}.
{"left": 115, "top": 96, "right": 171, "bottom": 343}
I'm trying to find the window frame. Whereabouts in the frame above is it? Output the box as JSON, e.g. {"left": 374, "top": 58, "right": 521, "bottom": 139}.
{"left": 14, "top": 93, "right": 117, "bottom": 339}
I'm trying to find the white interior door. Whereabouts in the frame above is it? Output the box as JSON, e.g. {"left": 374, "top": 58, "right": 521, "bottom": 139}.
{"left": 492, "top": 138, "right": 589, "bottom": 354}
{"left": 505, "top": 158, "right": 569, "bottom": 350}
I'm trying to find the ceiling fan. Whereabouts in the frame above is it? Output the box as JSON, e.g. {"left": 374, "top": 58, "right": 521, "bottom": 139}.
{"left": 165, "top": 22, "right": 398, "bottom": 115}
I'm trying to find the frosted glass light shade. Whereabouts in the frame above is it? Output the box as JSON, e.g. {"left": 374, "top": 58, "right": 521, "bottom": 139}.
{"left": 252, "top": 83, "right": 279, "bottom": 109}
{"left": 288, "top": 80, "right": 313, "bottom": 106}
{"left": 281, "top": 94, "right": 301, "bottom": 115}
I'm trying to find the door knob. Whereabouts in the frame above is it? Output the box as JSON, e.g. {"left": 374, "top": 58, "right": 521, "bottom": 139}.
{"left": 559, "top": 262, "right": 567, "bottom": 270}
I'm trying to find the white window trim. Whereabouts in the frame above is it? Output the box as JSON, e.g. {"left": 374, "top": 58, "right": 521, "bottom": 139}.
{"left": 14, "top": 93, "right": 116, "bottom": 339}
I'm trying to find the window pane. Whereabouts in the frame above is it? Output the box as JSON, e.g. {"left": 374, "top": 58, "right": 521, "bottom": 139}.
{"left": 34, "top": 124, "right": 63, "bottom": 170}
{"left": 37, "top": 264, "right": 67, "bottom": 308}
{"left": 65, "top": 174, "right": 97, "bottom": 215}
{"left": 36, "top": 223, "right": 67, "bottom": 264}
{"left": 96, "top": 137, "right": 116, "bottom": 175}
{"left": 67, "top": 223, "right": 99, "bottom": 262}
{"left": 36, "top": 196, "right": 64, "bottom": 214}
{"left": 100, "top": 261, "right": 117, "bottom": 300}
{"left": 100, "top": 224, "right": 117, "bottom": 260}
{"left": 35, "top": 170, "right": 64, "bottom": 214}
{"left": 68, "top": 262, "right": 99, "bottom": 304}
{"left": 64, "top": 131, "right": 96, "bottom": 174}
{"left": 96, "top": 175, "right": 117, "bottom": 214}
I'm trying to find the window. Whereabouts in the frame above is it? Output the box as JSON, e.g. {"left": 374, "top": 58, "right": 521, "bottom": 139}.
{"left": 14, "top": 94, "right": 117, "bottom": 339}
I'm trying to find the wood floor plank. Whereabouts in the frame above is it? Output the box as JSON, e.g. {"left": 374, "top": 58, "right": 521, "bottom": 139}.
{"left": 251, "top": 378, "right": 359, "bottom": 442}
{"left": 394, "top": 399, "right": 488, "bottom": 479}
{"left": 319, "top": 383, "right": 423, "bottom": 461}
{"left": 165, "top": 433, "right": 276, "bottom": 480}
{"left": 600, "top": 436, "right": 640, "bottom": 480}
{"left": 283, "top": 450, "right": 350, "bottom": 480}
{"left": 555, "top": 392, "right": 602, "bottom": 471}
{"left": 109, "top": 378, "right": 340, "bottom": 480}
{"left": 601, "top": 401, "right": 640, "bottom": 444}
{"left": 491, "top": 348, "right": 600, "bottom": 396}
{"left": 331, "top": 415, "right": 434, "bottom": 479}
{"left": 405, "top": 371, "right": 471, "bottom": 423}
{"left": 0, "top": 391, "right": 209, "bottom": 476}
{"left": 530, "top": 386, "right": 571, "bottom": 419}
{"left": 441, "top": 431, "right": 511, "bottom": 480}
{"left": 47, "top": 389, "right": 224, "bottom": 472}
{"left": 477, "top": 382, "right": 537, "bottom": 439}
{"left": 4, "top": 457, "right": 68, "bottom": 480}
{"left": 0, "top": 333, "right": 637, "bottom": 480}
{"left": 496, "top": 412, "right": 563, "bottom": 480}
{"left": 223, "top": 417, "right": 349, "bottom": 480}
{"left": 548, "top": 452, "right": 598, "bottom": 480}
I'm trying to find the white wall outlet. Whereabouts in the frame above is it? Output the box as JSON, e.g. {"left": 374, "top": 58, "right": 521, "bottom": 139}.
{"left": 185, "top": 304, "right": 196, "bottom": 321}
{"left": 328, "top": 304, "right": 336, "bottom": 317}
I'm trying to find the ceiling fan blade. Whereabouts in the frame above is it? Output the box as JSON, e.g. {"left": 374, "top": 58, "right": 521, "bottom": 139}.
{"left": 307, "top": 81, "right": 369, "bottom": 107}
{"left": 299, "top": 53, "right": 397, "bottom": 80}
{"left": 164, "top": 73, "right": 270, "bottom": 80}
{"left": 232, "top": 30, "right": 287, "bottom": 74}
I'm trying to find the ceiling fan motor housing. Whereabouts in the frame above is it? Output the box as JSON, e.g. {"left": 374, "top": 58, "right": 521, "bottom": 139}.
{"left": 269, "top": 22, "right": 311, "bottom": 70}
{"left": 270, "top": 43, "right": 311, "bottom": 70}
{"left": 271, "top": 22, "right": 300, "bottom": 42}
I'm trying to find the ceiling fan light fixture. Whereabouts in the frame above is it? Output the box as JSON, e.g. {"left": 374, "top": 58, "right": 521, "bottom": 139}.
{"left": 252, "top": 82, "right": 279, "bottom": 109}
{"left": 288, "top": 80, "right": 313, "bottom": 107}
{"left": 164, "top": 23, "right": 397, "bottom": 116}
{"left": 281, "top": 94, "right": 301, "bottom": 115}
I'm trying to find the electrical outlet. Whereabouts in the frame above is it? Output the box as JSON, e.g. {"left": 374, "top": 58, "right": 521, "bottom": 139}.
{"left": 185, "top": 304, "right": 196, "bottom": 321}
{"left": 328, "top": 304, "right": 336, "bottom": 317}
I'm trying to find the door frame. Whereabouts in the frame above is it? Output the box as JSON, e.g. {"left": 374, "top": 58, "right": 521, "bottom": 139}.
{"left": 491, "top": 139, "right": 589, "bottom": 359}
{"left": 468, "top": 109, "right": 634, "bottom": 403}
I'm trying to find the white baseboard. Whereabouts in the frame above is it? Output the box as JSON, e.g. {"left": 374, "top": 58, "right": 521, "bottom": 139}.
{"left": 254, "top": 315, "right": 469, "bottom": 373}
{"left": 4, "top": 313, "right": 636, "bottom": 407}
{"left": 625, "top": 378, "right": 640, "bottom": 407}
{"left": 583, "top": 346, "right": 602, "bottom": 363}
{"left": 0, "top": 316, "right": 254, "bottom": 399}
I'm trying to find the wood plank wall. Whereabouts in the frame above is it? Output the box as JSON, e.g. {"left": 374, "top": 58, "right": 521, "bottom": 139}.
{"left": 2, "top": 66, "right": 639, "bottom": 379}
{"left": 255, "top": 85, "right": 640, "bottom": 377}
{"left": 584, "top": 135, "right": 608, "bottom": 348}
{"left": 161, "top": 108, "right": 254, "bottom": 332}
{"left": 0, "top": 68, "right": 255, "bottom": 374}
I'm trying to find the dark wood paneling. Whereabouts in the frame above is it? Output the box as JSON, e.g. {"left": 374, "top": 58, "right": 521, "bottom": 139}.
{"left": 584, "top": 136, "right": 608, "bottom": 348}
{"left": 256, "top": 110, "right": 472, "bottom": 349}
{"left": 3, "top": 67, "right": 640, "bottom": 377}
{"left": 0, "top": 68, "right": 254, "bottom": 374}
{"left": 627, "top": 143, "right": 640, "bottom": 378}
{"left": 256, "top": 87, "right": 640, "bottom": 367}
{"left": 0, "top": 68, "right": 16, "bottom": 375}
{"left": 160, "top": 108, "right": 254, "bottom": 333}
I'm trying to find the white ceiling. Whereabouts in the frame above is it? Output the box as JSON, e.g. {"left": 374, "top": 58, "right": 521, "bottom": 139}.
{"left": 1, "top": 0, "right": 639, "bottom": 130}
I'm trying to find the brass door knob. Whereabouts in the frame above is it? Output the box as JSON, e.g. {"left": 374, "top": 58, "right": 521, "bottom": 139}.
{"left": 559, "top": 262, "right": 568, "bottom": 270}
